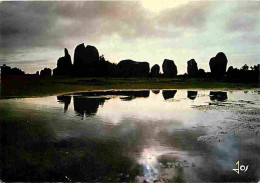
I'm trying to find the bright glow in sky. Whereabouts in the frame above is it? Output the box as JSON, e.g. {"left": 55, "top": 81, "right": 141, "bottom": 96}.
{"left": 140, "top": 0, "right": 189, "bottom": 13}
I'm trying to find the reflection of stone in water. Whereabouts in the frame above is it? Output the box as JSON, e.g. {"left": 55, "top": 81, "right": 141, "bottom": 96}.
{"left": 57, "top": 95, "right": 71, "bottom": 112}
{"left": 187, "top": 91, "right": 198, "bottom": 100}
{"left": 74, "top": 90, "right": 150, "bottom": 98}
{"left": 162, "top": 90, "right": 177, "bottom": 100}
{"left": 152, "top": 90, "right": 160, "bottom": 94}
{"left": 209, "top": 91, "right": 228, "bottom": 101}
{"left": 119, "top": 90, "right": 150, "bottom": 101}
{"left": 120, "top": 96, "right": 134, "bottom": 101}
{"left": 73, "top": 96, "right": 106, "bottom": 117}
{"left": 73, "top": 90, "right": 150, "bottom": 101}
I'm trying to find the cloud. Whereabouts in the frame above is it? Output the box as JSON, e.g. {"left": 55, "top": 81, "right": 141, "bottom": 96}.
{"left": 0, "top": 1, "right": 259, "bottom": 74}
{"left": 156, "top": 1, "right": 214, "bottom": 29}
{"left": 0, "top": 1, "right": 215, "bottom": 50}
{"left": 0, "top": 1, "right": 157, "bottom": 49}
{"left": 225, "top": 1, "right": 260, "bottom": 32}
{"left": 226, "top": 15, "right": 259, "bottom": 32}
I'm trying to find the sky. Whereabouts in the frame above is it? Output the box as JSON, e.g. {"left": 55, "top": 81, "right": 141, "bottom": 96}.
{"left": 0, "top": 0, "right": 260, "bottom": 74}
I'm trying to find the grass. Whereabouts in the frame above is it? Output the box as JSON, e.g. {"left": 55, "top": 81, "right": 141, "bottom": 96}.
{"left": 1, "top": 76, "right": 260, "bottom": 98}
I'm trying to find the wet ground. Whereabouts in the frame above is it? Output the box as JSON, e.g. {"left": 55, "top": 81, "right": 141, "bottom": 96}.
{"left": 0, "top": 89, "right": 259, "bottom": 182}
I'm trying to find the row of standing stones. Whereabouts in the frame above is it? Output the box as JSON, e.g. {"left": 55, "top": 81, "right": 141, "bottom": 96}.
{"left": 1, "top": 43, "right": 258, "bottom": 81}
{"left": 52, "top": 43, "right": 230, "bottom": 79}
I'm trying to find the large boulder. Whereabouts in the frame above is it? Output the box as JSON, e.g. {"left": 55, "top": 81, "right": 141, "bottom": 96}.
{"left": 40, "top": 68, "right": 52, "bottom": 77}
{"left": 209, "top": 52, "right": 228, "bottom": 79}
{"left": 53, "top": 48, "right": 72, "bottom": 76}
{"left": 73, "top": 43, "right": 99, "bottom": 76}
{"left": 74, "top": 43, "right": 86, "bottom": 68}
{"left": 258, "top": 64, "right": 260, "bottom": 81}
{"left": 85, "top": 45, "right": 99, "bottom": 63}
{"left": 150, "top": 64, "right": 160, "bottom": 77}
{"left": 162, "top": 59, "right": 178, "bottom": 77}
{"left": 73, "top": 43, "right": 99, "bottom": 68}
{"left": 57, "top": 48, "right": 72, "bottom": 68}
{"left": 197, "top": 68, "right": 206, "bottom": 78}
{"left": 187, "top": 59, "right": 198, "bottom": 77}
{"left": 116, "top": 59, "right": 150, "bottom": 77}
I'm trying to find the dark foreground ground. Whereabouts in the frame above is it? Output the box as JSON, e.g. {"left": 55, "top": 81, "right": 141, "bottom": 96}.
{"left": 1, "top": 76, "right": 260, "bottom": 98}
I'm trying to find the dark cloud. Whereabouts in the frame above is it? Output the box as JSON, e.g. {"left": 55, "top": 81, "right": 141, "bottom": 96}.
{"left": 0, "top": 2, "right": 60, "bottom": 48}
{"left": 0, "top": 1, "right": 214, "bottom": 50}
{"left": 0, "top": 1, "right": 157, "bottom": 49}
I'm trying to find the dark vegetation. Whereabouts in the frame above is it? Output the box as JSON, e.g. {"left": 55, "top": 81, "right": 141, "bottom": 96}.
{"left": 1, "top": 43, "right": 259, "bottom": 97}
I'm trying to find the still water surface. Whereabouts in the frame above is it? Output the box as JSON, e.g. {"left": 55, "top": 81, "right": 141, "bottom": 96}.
{"left": 0, "top": 90, "right": 260, "bottom": 182}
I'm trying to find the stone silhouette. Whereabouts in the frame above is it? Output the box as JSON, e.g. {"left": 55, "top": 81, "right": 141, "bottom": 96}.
{"left": 53, "top": 48, "right": 72, "bottom": 76}
{"left": 74, "top": 43, "right": 99, "bottom": 67}
{"left": 258, "top": 64, "right": 260, "bottom": 81}
{"left": 209, "top": 91, "right": 228, "bottom": 101}
{"left": 187, "top": 91, "right": 198, "bottom": 100}
{"left": 73, "top": 43, "right": 99, "bottom": 76}
{"left": 209, "top": 52, "right": 228, "bottom": 79}
{"left": 162, "top": 59, "right": 178, "bottom": 77}
{"left": 115, "top": 60, "right": 150, "bottom": 77}
{"left": 150, "top": 64, "right": 160, "bottom": 77}
{"left": 119, "top": 90, "right": 150, "bottom": 101}
{"left": 197, "top": 69, "right": 207, "bottom": 78}
{"left": 187, "top": 59, "right": 198, "bottom": 77}
{"left": 162, "top": 90, "right": 177, "bottom": 100}
{"left": 40, "top": 68, "right": 52, "bottom": 77}
{"left": 57, "top": 95, "right": 71, "bottom": 112}
{"left": 96, "top": 55, "right": 117, "bottom": 77}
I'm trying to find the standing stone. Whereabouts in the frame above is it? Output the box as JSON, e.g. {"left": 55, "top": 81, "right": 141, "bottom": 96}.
{"left": 187, "top": 59, "right": 198, "bottom": 77}
{"left": 162, "top": 59, "right": 178, "bottom": 77}
{"left": 116, "top": 60, "right": 150, "bottom": 77}
{"left": 257, "top": 64, "right": 260, "bottom": 81}
{"left": 40, "top": 68, "right": 52, "bottom": 77}
{"left": 74, "top": 43, "right": 86, "bottom": 68}
{"left": 85, "top": 45, "right": 99, "bottom": 64}
{"left": 73, "top": 43, "right": 100, "bottom": 76}
{"left": 197, "top": 69, "right": 206, "bottom": 78}
{"left": 53, "top": 48, "right": 72, "bottom": 76}
{"left": 209, "top": 52, "right": 228, "bottom": 79}
{"left": 73, "top": 43, "right": 99, "bottom": 67}
{"left": 151, "top": 64, "right": 160, "bottom": 77}
{"left": 57, "top": 48, "right": 72, "bottom": 69}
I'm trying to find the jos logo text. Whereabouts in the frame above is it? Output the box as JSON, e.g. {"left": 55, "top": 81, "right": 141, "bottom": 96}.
{"left": 232, "top": 161, "right": 249, "bottom": 174}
